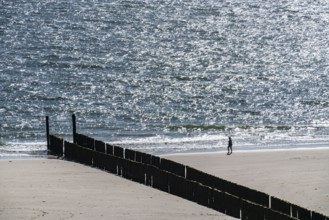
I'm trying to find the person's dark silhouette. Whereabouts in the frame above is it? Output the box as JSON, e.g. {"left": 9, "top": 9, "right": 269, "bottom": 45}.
{"left": 227, "top": 137, "right": 233, "bottom": 155}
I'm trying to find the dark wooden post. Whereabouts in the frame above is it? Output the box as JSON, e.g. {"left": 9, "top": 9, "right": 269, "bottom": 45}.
{"left": 72, "top": 113, "right": 77, "bottom": 144}
{"left": 46, "top": 116, "right": 50, "bottom": 150}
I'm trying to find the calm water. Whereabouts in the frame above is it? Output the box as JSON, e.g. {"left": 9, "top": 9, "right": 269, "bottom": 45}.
{"left": 1, "top": 0, "right": 329, "bottom": 157}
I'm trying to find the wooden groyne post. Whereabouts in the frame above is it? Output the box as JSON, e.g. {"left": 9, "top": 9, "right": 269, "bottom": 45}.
{"left": 46, "top": 116, "right": 50, "bottom": 150}
{"left": 72, "top": 113, "right": 77, "bottom": 144}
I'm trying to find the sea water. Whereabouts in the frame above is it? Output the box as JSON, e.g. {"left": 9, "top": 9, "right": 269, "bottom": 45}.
{"left": 1, "top": 0, "right": 329, "bottom": 157}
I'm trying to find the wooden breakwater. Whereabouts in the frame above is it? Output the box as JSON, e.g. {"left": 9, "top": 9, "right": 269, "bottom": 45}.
{"left": 46, "top": 115, "right": 328, "bottom": 220}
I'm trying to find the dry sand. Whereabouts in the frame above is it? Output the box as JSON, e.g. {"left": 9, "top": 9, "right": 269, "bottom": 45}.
{"left": 165, "top": 148, "right": 329, "bottom": 216}
{"left": 0, "top": 159, "right": 232, "bottom": 220}
{"left": 0, "top": 148, "right": 328, "bottom": 219}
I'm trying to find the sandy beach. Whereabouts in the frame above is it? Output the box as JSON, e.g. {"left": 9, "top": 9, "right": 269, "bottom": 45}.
{"left": 165, "top": 148, "right": 329, "bottom": 216}
{"left": 1, "top": 148, "right": 328, "bottom": 219}
{"left": 0, "top": 158, "right": 232, "bottom": 220}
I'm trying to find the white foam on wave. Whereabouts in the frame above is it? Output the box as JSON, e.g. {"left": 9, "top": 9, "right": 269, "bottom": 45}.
{"left": 0, "top": 141, "right": 47, "bottom": 158}
{"left": 109, "top": 132, "right": 329, "bottom": 155}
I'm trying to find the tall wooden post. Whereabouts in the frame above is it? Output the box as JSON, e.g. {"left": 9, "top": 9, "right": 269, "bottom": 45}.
{"left": 46, "top": 116, "right": 50, "bottom": 150}
{"left": 72, "top": 113, "right": 77, "bottom": 144}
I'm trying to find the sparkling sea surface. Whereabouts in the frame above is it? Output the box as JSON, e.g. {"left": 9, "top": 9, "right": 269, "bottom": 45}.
{"left": 1, "top": 0, "right": 329, "bottom": 158}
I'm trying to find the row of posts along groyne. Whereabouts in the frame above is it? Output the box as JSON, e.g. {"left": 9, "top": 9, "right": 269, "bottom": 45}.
{"left": 46, "top": 114, "right": 328, "bottom": 220}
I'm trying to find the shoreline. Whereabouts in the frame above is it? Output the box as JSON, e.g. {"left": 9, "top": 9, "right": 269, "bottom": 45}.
{"left": 2, "top": 145, "right": 329, "bottom": 162}
{"left": 1, "top": 142, "right": 329, "bottom": 160}
{"left": 161, "top": 144, "right": 329, "bottom": 157}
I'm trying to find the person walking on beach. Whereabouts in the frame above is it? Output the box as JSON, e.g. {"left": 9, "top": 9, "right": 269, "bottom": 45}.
{"left": 227, "top": 137, "right": 233, "bottom": 155}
